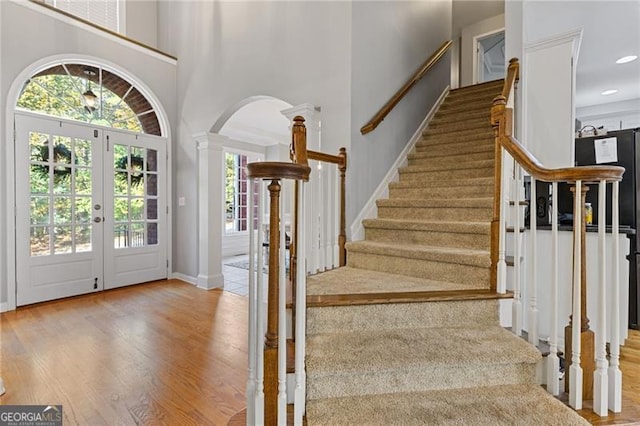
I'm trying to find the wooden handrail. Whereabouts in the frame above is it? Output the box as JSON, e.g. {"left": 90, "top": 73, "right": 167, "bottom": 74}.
{"left": 360, "top": 40, "right": 452, "bottom": 135}
{"left": 489, "top": 57, "right": 624, "bottom": 291}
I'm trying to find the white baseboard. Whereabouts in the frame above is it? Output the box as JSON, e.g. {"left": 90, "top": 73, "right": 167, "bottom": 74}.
{"left": 0, "top": 302, "right": 9, "bottom": 313}
{"left": 171, "top": 272, "right": 197, "bottom": 286}
{"left": 197, "top": 273, "right": 224, "bottom": 290}
{"left": 349, "top": 86, "right": 450, "bottom": 241}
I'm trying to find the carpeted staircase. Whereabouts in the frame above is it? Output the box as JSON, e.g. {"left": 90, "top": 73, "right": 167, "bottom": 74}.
{"left": 303, "top": 80, "right": 589, "bottom": 425}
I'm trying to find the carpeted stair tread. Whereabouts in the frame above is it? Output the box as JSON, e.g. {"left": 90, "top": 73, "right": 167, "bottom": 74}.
{"left": 414, "top": 140, "right": 494, "bottom": 155}
{"left": 307, "top": 326, "right": 540, "bottom": 374}
{"left": 307, "top": 266, "right": 475, "bottom": 296}
{"left": 346, "top": 241, "right": 489, "bottom": 267}
{"left": 424, "top": 125, "right": 495, "bottom": 138}
{"left": 431, "top": 109, "right": 490, "bottom": 124}
{"left": 305, "top": 384, "right": 590, "bottom": 426}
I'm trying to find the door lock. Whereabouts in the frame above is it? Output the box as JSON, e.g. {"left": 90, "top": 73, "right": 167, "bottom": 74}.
{"left": 93, "top": 217, "right": 102, "bottom": 223}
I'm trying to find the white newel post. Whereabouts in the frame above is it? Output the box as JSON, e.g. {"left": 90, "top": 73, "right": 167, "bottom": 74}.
{"left": 194, "top": 132, "right": 225, "bottom": 290}
{"left": 282, "top": 104, "right": 321, "bottom": 274}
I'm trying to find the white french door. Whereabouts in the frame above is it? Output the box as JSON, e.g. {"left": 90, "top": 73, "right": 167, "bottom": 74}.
{"left": 15, "top": 112, "right": 167, "bottom": 305}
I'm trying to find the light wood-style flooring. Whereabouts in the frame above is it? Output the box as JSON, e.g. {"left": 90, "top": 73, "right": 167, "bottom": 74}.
{"left": 1, "top": 279, "right": 639, "bottom": 425}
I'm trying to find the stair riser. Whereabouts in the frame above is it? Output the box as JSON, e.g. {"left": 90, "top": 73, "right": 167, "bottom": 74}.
{"left": 388, "top": 185, "right": 493, "bottom": 199}
{"left": 307, "top": 363, "right": 537, "bottom": 400}
{"left": 364, "top": 227, "right": 490, "bottom": 250}
{"left": 346, "top": 251, "right": 490, "bottom": 286}
{"left": 438, "top": 101, "right": 494, "bottom": 115}
{"left": 425, "top": 124, "right": 493, "bottom": 137}
{"left": 377, "top": 206, "right": 492, "bottom": 222}
{"left": 399, "top": 168, "right": 494, "bottom": 181}
{"left": 428, "top": 119, "right": 490, "bottom": 133}
{"left": 306, "top": 300, "right": 500, "bottom": 335}
{"left": 432, "top": 109, "right": 490, "bottom": 123}
{"left": 408, "top": 150, "right": 494, "bottom": 164}
{"left": 402, "top": 160, "right": 494, "bottom": 173}
{"left": 413, "top": 142, "right": 494, "bottom": 156}
{"left": 446, "top": 88, "right": 502, "bottom": 102}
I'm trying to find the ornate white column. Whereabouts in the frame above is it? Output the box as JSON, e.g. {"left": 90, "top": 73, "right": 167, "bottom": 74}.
{"left": 194, "top": 132, "right": 226, "bottom": 290}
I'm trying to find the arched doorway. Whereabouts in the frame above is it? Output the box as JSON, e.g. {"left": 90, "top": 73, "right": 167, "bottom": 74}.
{"left": 13, "top": 60, "right": 169, "bottom": 306}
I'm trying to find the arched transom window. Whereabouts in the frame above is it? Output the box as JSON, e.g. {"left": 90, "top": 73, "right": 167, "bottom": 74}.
{"left": 17, "top": 62, "right": 161, "bottom": 136}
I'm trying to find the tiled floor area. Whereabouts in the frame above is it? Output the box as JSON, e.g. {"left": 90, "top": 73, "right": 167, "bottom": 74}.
{"left": 222, "top": 254, "right": 266, "bottom": 297}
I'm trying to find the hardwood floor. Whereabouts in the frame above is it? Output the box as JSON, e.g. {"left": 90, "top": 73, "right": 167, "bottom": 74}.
{"left": 1, "top": 280, "right": 248, "bottom": 425}
{"left": 1, "top": 280, "right": 639, "bottom": 425}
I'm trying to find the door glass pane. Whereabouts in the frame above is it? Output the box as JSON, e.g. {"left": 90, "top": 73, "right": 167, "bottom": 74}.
{"left": 30, "top": 196, "right": 49, "bottom": 225}
{"left": 75, "top": 168, "right": 92, "bottom": 194}
{"left": 131, "top": 174, "right": 144, "bottom": 196}
{"left": 114, "top": 197, "right": 128, "bottom": 222}
{"left": 114, "top": 224, "right": 129, "bottom": 248}
{"left": 147, "top": 199, "right": 157, "bottom": 220}
{"left": 114, "top": 171, "right": 128, "bottom": 195}
{"left": 146, "top": 149, "right": 157, "bottom": 172}
{"left": 114, "top": 144, "right": 128, "bottom": 170}
{"left": 53, "top": 226, "right": 72, "bottom": 254}
{"left": 74, "top": 139, "right": 91, "bottom": 166}
{"left": 53, "top": 197, "right": 72, "bottom": 224}
{"left": 147, "top": 222, "right": 158, "bottom": 245}
{"left": 131, "top": 146, "right": 144, "bottom": 173}
{"left": 75, "top": 225, "right": 92, "bottom": 252}
{"left": 30, "top": 132, "right": 49, "bottom": 162}
{"left": 130, "top": 198, "right": 144, "bottom": 221}
{"left": 146, "top": 174, "right": 157, "bottom": 196}
{"left": 53, "top": 136, "right": 72, "bottom": 164}
{"left": 30, "top": 226, "right": 50, "bottom": 256}
{"left": 130, "top": 222, "right": 144, "bottom": 247}
{"left": 75, "top": 197, "right": 92, "bottom": 223}
{"left": 30, "top": 164, "right": 49, "bottom": 194}
{"left": 53, "top": 167, "right": 72, "bottom": 194}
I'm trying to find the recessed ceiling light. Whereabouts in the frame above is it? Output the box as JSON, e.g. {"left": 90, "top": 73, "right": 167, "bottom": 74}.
{"left": 616, "top": 55, "right": 638, "bottom": 64}
{"left": 601, "top": 89, "right": 618, "bottom": 96}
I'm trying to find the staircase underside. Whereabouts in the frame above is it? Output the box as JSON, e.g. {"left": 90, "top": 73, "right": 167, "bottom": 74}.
{"left": 303, "top": 80, "right": 588, "bottom": 424}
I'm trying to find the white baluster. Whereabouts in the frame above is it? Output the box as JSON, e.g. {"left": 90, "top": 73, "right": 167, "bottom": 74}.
{"left": 317, "top": 163, "right": 326, "bottom": 271}
{"left": 497, "top": 147, "right": 507, "bottom": 294}
{"left": 512, "top": 164, "right": 523, "bottom": 336}
{"left": 255, "top": 180, "right": 265, "bottom": 424}
{"left": 609, "top": 180, "right": 622, "bottom": 412}
{"left": 246, "top": 178, "right": 257, "bottom": 426}
{"left": 569, "top": 180, "right": 583, "bottom": 410}
{"left": 311, "top": 161, "right": 320, "bottom": 274}
{"left": 594, "top": 180, "right": 609, "bottom": 416}
{"left": 294, "top": 182, "right": 307, "bottom": 425}
{"left": 546, "top": 182, "right": 560, "bottom": 395}
{"left": 528, "top": 177, "right": 539, "bottom": 344}
{"left": 333, "top": 165, "right": 340, "bottom": 267}
{"left": 322, "top": 164, "right": 331, "bottom": 270}
{"left": 278, "top": 181, "right": 287, "bottom": 425}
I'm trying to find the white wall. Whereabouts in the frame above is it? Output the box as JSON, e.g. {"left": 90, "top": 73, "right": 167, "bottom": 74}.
{"left": 0, "top": 1, "right": 176, "bottom": 307}
{"left": 577, "top": 99, "right": 640, "bottom": 131}
{"left": 158, "top": 1, "right": 452, "bottom": 280}
{"left": 350, "top": 1, "right": 452, "bottom": 231}
{"left": 125, "top": 0, "right": 158, "bottom": 48}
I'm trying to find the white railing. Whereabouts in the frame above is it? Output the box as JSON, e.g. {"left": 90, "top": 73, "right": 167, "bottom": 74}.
{"left": 493, "top": 58, "right": 625, "bottom": 416}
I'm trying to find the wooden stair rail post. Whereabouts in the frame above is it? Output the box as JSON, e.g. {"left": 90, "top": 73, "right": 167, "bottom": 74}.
{"left": 246, "top": 161, "right": 310, "bottom": 426}
{"left": 338, "top": 147, "right": 347, "bottom": 266}
{"left": 360, "top": 39, "right": 452, "bottom": 135}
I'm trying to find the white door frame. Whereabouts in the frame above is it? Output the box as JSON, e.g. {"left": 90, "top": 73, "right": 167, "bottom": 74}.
{"left": 472, "top": 28, "right": 506, "bottom": 85}
{"left": 4, "top": 54, "right": 173, "bottom": 312}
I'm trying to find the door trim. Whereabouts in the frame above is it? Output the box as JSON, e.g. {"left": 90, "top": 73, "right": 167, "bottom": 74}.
{"left": 4, "top": 54, "right": 174, "bottom": 312}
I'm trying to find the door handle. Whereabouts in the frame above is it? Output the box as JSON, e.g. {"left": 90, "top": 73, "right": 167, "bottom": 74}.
{"left": 93, "top": 217, "right": 102, "bottom": 223}
{"left": 94, "top": 204, "right": 101, "bottom": 210}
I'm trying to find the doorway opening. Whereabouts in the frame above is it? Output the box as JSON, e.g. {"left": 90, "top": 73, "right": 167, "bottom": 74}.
{"left": 475, "top": 30, "right": 505, "bottom": 84}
